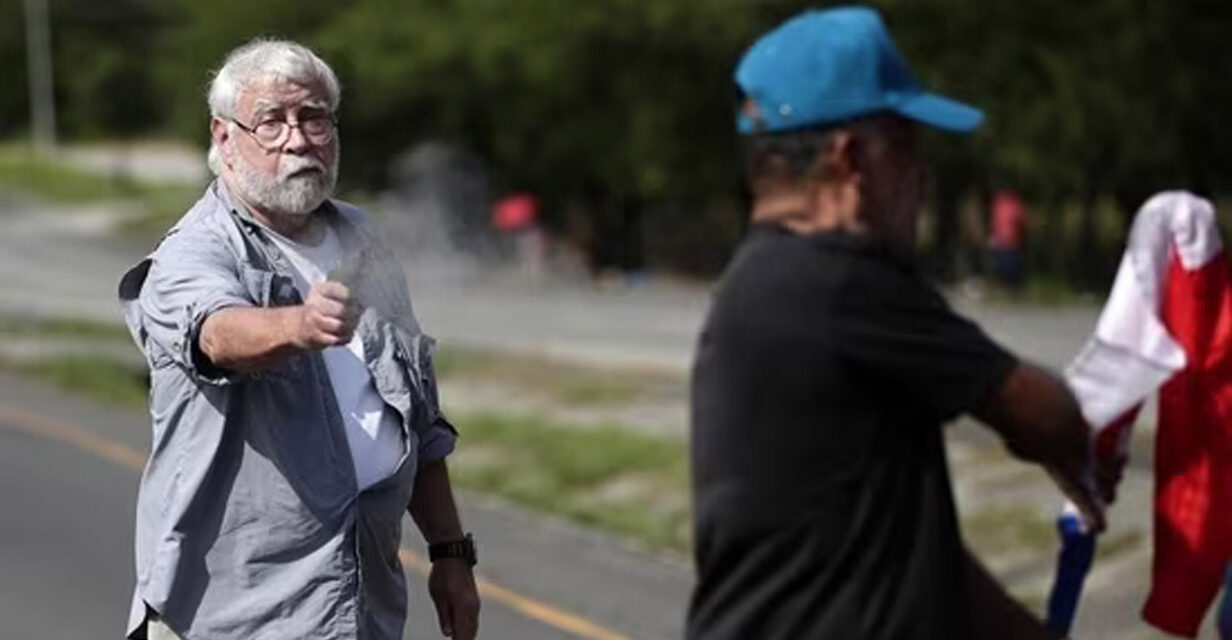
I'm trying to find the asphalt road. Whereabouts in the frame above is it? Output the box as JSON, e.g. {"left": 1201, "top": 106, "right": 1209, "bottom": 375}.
{"left": 0, "top": 371, "right": 690, "bottom": 640}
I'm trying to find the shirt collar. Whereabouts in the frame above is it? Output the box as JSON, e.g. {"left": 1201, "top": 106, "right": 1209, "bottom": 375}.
{"left": 752, "top": 221, "right": 921, "bottom": 274}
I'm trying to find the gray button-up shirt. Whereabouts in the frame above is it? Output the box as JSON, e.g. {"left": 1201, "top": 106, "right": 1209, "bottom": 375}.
{"left": 118, "top": 181, "right": 456, "bottom": 639}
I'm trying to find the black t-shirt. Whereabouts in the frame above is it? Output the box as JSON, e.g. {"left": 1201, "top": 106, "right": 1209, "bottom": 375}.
{"left": 687, "top": 225, "right": 1015, "bottom": 640}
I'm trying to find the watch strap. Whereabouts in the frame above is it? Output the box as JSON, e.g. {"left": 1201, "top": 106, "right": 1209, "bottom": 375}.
{"left": 428, "top": 533, "right": 477, "bottom": 567}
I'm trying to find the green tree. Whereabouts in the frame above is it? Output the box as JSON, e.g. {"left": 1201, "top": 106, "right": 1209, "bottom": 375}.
{"left": 12, "top": 0, "right": 1232, "bottom": 281}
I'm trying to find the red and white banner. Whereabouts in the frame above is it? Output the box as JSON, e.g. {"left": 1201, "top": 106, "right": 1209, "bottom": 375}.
{"left": 1064, "top": 191, "right": 1232, "bottom": 637}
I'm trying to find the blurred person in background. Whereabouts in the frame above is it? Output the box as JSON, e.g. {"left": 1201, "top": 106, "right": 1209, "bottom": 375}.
{"left": 492, "top": 191, "right": 548, "bottom": 280}
{"left": 687, "top": 7, "right": 1105, "bottom": 639}
{"left": 117, "top": 39, "right": 479, "bottom": 640}
{"left": 988, "top": 189, "right": 1028, "bottom": 291}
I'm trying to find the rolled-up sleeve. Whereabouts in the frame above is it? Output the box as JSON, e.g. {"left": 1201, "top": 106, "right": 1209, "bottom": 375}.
{"left": 415, "top": 343, "right": 458, "bottom": 463}
{"left": 416, "top": 415, "right": 458, "bottom": 464}
{"left": 139, "top": 228, "right": 255, "bottom": 384}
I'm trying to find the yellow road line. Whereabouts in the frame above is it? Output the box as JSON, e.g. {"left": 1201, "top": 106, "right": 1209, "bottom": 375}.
{"left": 398, "top": 550, "right": 633, "bottom": 640}
{"left": 0, "top": 403, "right": 147, "bottom": 471}
{"left": 0, "top": 400, "right": 637, "bottom": 640}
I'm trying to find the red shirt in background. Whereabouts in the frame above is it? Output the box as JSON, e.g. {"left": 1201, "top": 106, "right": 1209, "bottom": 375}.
{"left": 990, "top": 190, "right": 1026, "bottom": 249}
{"left": 492, "top": 193, "right": 539, "bottom": 232}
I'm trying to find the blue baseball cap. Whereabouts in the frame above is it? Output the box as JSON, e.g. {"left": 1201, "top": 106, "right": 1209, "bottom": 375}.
{"left": 735, "top": 6, "right": 984, "bottom": 134}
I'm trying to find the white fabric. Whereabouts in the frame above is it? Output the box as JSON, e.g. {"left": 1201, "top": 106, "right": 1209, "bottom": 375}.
{"left": 1065, "top": 254, "right": 1183, "bottom": 429}
{"left": 1057, "top": 192, "right": 1216, "bottom": 529}
{"left": 1063, "top": 192, "right": 1217, "bottom": 431}
{"left": 267, "top": 224, "right": 404, "bottom": 490}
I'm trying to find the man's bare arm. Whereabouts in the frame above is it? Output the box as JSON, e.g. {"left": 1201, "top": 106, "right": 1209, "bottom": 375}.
{"left": 408, "top": 459, "right": 465, "bottom": 543}
{"left": 409, "top": 460, "right": 480, "bottom": 640}
{"left": 973, "top": 364, "right": 1086, "bottom": 464}
{"left": 199, "top": 280, "right": 357, "bottom": 373}
{"left": 199, "top": 306, "right": 305, "bottom": 373}
{"left": 972, "top": 363, "right": 1104, "bottom": 531}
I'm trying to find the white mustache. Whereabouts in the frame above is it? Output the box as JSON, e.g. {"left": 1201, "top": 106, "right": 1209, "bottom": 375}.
{"left": 279, "top": 157, "right": 327, "bottom": 181}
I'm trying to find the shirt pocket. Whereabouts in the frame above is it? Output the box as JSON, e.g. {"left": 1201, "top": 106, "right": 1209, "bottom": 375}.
{"left": 239, "top": 265, "right": 273, "bottom": 307}
{"left": 240, "top": 265, "right": 304, "bottom": 308}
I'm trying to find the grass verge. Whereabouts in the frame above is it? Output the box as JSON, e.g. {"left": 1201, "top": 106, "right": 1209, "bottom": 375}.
{"left": 434, "top": 345, "right": 677, "bottom": 407}
{"left": 0, "top": 349, "right": 694, "bottom": 552}
{"left": 448, "top": 413, "right": 690, "bottom": 552}
{"left": 0, "top": 314, "right": 130, "bottom": 340}
{"left": 0, "top": 144, "right": 200, "bottom": 244}
{"left": 963, "top": 503, "right": 1057, "bottom": 558}
{"left": 0, "top": 145, "right": 188, "bottom": 204}
{"left": 0, "top": 355, "right": 149, "bottom": 408}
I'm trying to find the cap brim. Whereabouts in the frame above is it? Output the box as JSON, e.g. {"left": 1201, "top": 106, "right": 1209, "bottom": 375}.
{"left": 894, "top": 93, "right": 984, "bottom": 133}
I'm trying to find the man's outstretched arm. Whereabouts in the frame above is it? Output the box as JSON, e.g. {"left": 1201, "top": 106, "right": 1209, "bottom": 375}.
{"left": 972, "top": 363, "right": 1104, "bottom": 532}
{"left": 199, "top": 281, "right": 357, "bottom": 373}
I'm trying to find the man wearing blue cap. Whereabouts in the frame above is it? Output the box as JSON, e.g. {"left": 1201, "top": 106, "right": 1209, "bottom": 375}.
{"left": 688, "top": 7, "right": 1104, "bottom": 639}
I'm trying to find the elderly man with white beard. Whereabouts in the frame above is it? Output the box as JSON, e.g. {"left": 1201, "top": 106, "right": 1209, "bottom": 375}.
{"left": 117, "top": 40, "right": 480, "bottom": 640}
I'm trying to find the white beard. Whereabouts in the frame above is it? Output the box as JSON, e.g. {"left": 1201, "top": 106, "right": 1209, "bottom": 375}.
{"left": 229, "top": 150, "right": 338, "bottom": 217}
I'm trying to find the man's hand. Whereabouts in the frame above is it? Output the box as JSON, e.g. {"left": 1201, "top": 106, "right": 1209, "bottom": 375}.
{"left": 1046, "top": 458, "right": 1106, "bottom": 534}
{"left": 294, "top": 281, "right": 360, "bottom": 349}
{"left": 428, "top": 559, "right": 480, "bottom": 639}
{"left": 1093, "top": 454, "right": 1127, "bottom": 504}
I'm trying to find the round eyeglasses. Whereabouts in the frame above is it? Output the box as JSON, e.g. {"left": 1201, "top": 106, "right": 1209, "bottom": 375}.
{"left": 231, "top": 114, "right": 337, "bottom": 149}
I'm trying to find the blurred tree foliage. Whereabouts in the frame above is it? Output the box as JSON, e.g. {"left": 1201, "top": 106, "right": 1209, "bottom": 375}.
{"left": 2, "top": 0, "right": 163, "bottom": 139}
{"left": 6, "top": 0, "right": 1232, "bottom": 282}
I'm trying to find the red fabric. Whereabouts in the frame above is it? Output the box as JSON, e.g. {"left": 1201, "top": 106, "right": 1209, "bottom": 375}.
{"left": 989, "top": 190, "right": 1026, "bottom": 249}
{"left": 492, "top": 193, "right": 539, "bottom": 231}
{"left": 1142, "top": 252, "right": 1232, "bottom": 637}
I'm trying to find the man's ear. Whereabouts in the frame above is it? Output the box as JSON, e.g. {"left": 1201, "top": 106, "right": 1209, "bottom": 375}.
{"left": 210, "top": 118, "right": 231, "bottom": 162}
{"left": 818, "top": 130, "right": 860, "bottom": 187}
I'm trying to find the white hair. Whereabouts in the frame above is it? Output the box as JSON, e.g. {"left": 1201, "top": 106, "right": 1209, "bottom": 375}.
{"left": 205, "top": 39, "right": 341, "bottom": 175}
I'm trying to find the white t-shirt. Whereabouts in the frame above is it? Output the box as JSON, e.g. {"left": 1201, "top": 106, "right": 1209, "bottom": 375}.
{"left": 267, "top": 224, "right": 404, "bottom": 491}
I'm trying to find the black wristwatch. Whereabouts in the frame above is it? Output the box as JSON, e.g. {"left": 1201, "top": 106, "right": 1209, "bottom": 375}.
{"left": 428, "top": 533, "right": 477, "bottom": 567}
